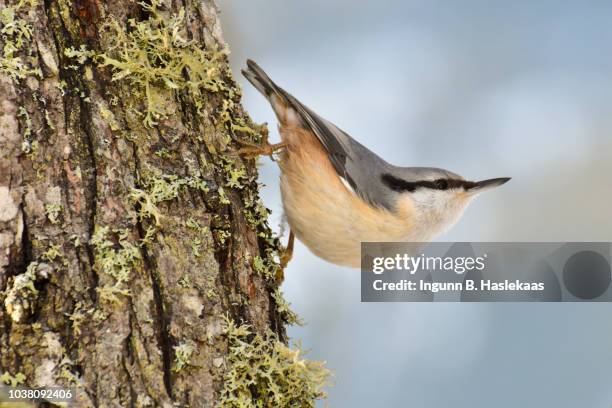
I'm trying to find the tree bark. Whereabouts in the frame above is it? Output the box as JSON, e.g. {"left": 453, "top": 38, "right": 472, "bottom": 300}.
{"left": 0, "top": 0, "right": 300, "bottom": 406}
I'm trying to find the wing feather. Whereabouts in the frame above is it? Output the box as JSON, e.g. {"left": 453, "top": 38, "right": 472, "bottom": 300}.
{"left": 242, "top": 60, "right": 394, "bottom": 210}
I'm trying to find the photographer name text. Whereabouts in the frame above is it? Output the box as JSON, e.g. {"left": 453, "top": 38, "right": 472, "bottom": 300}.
{"left": 372, "top": 279, "right": 545, "bottom": 292}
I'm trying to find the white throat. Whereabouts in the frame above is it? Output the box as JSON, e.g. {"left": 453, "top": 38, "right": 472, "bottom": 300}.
{"left": 403, "top": 189, "right": 471, "bottom": 242}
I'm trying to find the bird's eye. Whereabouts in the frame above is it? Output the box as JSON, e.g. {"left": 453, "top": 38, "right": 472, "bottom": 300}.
{"left": 434, "top": 179, "right": 449, "bottom": 190}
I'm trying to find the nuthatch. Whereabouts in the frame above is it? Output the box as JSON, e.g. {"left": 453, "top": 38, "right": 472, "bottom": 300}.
{"left": 242, "top": 60, "right": 510, "bottom": 268}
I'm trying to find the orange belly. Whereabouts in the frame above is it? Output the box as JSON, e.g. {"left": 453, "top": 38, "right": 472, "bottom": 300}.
{"left": 278, "top": 126, "right": 414, "bottom": 267}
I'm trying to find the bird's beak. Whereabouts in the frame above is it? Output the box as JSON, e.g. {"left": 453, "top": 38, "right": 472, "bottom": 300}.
{"left": 467, "top": 177, "right": 511, "bottom": 195}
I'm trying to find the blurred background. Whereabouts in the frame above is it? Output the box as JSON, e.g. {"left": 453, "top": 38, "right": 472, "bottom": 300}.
{"left": 218, "top": 1, "right": 612, "bottom": 406}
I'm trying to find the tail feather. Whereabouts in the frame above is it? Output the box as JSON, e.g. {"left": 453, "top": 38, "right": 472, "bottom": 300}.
{"left": 242, "top": 59, "right": 299, "bottom": 125}
{"left": 241, "top": 60, "right": 352, "bottom": 188}
{"left": 241, "top": 60, "right": 277, "bottom": 98}
{"left": 242, "top": 59, "right": 278, "bottom": 96}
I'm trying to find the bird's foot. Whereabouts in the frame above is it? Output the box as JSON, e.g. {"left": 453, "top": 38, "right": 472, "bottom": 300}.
{"left": 275, "top": 230, "right": 294, "bottom": 282}
{"left": 235, "top": 124, "right": 287, "bottom": 160}
{"left": 237, "top": 140, "right": 287, "bottom": 160}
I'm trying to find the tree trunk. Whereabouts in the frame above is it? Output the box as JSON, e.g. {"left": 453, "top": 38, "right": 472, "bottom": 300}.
{"left": 0, "top": 0, "right": 324, "bottom": 406}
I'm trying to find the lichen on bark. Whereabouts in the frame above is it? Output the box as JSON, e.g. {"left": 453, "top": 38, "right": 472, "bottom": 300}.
{"left": 0, "top": 0, "right": 329, "bottom": 406}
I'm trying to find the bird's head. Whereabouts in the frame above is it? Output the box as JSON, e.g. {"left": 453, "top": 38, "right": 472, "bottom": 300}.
{"left": 381, "top": 168, "right": 510, "bottom": 239}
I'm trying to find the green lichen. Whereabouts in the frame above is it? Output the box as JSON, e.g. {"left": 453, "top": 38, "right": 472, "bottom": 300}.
{"left": 243, "top": 197, "right": 270, "bottom": 232}
{"left": 3, "top": 262, "right": 39, "bottom": 323}
{"left": 219, "top": 156, "right": 250, "bottom": 190}
{"left": 63, "top": 44, "right": 95, "bottom": 68}
{"left": 56, "top": 0, "right": 77, "bottom": 34}
{"left": 67, "top": 302, "right": 86, "bottom": 336}
{"left": 98, "top": 103, "right": 120, "bottom": 131}
{"left": 45, "top": 203, "right": 62, "bottom": 224}
{"left": 271, "top": 289, "right": 304, "bottom": 327}
{"left": 17, "top": 106, "right": 32, "bottom": 153}
{"left": 190, "top": 237, "right": 203, "bottom": 257}
{"left": 206, "top": 288, "right": 217, "bottom": 300}
{"left": 215, "top": 229, "right": 231, "bottom": 245}
{"left": 225, "top": 167, "right": 248, "bottom": 190}
{"left": 172, "top": 342, "right": 195, "bottom": 372}
{"left": 219, "top": 318, "right": 330, "bottom": 407}
{"left": 58, "top": 356, "right": 81, "bottom": 385}
{"left": 92, "top": 308, "right": 107, "bottom": 322}
{"left": 130, "top": 172, "right": 209, "bottom": 227}
{"left": 93, "top": 0, "right": 263, "bottom": 154}
{"left": 154, "top": 147, "right": 175, "bottom": 160}
{"left": 96, "top": 281, "right": 131, "bottom": 305}
{"left": 90, "top": 226, "right": 141, "bottom": 303}
{"left": 57, "top": 79, "right": 67, "bottom": 96}
{"left": 252, "top": 256, "right": 266, "bottom": 275}
{"left": 178, "top": 275, "right": 192, "bottom": 288}
{"left": 252, "top": 254, "right": 280, "bottom": 282}
{"left": 219, "top": 98, "right": 262, "bottom": 142}
{"left": 237, "top": 171, "right": 277, "bottom": 243}
{"left": 98, "top": 0, "right": 228, "bottom": 128}
{"left": 0, "top": 371, "right": 26, "bottom": 387}
{"left": 44, "top": 109, "right": 55, "bottom": 130}
{"left": 25, "top": 6, "right": 320, "bottom": 404}
{"left": 42, "top": 243, "right": 63, "bottom": 264}
{"left": 69, "top": 234, "right": 81, "bottom": 247}
{"left": 217, "top": 186, "right": 230, "bottom": 205}
{"left": 185, "top": 217, "right": 204, "bottom": 231}
{"left": 90, "top": 227, "right": 139, "bottom": 283}
{"left": 78, "top": 89, "right": 91, "bottom": 103}
{"left": 0, "top": 0, "right": 41, "bottom": 82}
{"left": 204, "top": 275, "right": 219, "bottom": 300}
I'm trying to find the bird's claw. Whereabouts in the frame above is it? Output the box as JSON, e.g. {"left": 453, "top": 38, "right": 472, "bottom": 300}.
{"left": 237, "top": 141, "right": 287, "bottom": 160}
{"left": 275, "top": 230, "right": 294, "bottom": 282}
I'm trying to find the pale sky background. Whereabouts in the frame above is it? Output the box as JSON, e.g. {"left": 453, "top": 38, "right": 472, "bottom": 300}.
{"left": 218, "top": 1, "right": 612, "bottom": 406}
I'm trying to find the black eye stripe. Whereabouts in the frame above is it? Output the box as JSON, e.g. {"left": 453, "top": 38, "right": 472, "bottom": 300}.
{"left": 434, "top": 179, "right": 448, "bottom": 189}
{"left": 381, "top": 174, "right": 476, "bottom": 192}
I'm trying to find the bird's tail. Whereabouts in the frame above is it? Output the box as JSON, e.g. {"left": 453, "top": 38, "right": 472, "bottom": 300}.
{"left": 241, "top": 59, "right": 296, "bottom": 125}
{"left": 241, "top": 59, "right": 279, "bottom": 99}
{"left": 241, "top": 59, "right": 353, "bottom": 176}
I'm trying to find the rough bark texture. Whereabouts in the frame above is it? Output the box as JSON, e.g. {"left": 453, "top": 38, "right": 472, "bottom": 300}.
{"left": 0, "top": 0, "right": 291, "bottom": 406}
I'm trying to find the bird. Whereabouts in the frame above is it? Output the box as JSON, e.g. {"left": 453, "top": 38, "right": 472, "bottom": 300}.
{"left": 241, "top": 59, "right": 510, "bottom": 268}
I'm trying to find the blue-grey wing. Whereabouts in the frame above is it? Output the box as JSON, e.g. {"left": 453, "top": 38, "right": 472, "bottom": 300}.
{"left": 243, "top": 59, "right": 395, "bottom": 210}
{"left": 286, "top": 96, "right": 395, "bottom": 210}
